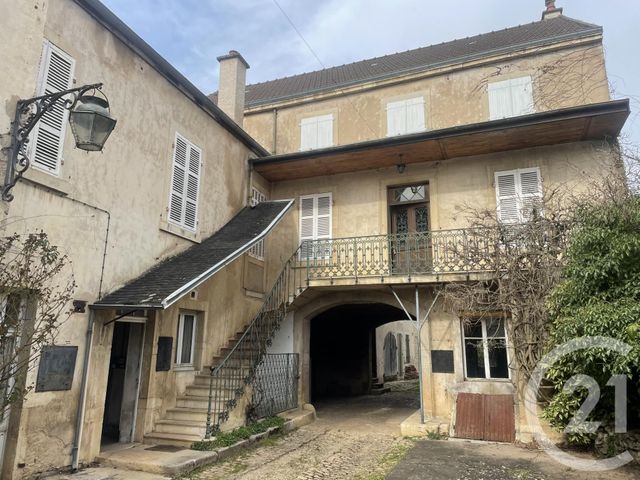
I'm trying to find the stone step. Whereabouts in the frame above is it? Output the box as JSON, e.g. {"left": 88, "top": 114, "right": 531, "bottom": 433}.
{"left": 371, "top": 382, "right": 384, "bottom": 389}
{"left": 370, "top": 386, "right": 391, "bottom": 395}
{"left": 143, "top": 431, "right": 202, "bottom": 448}
{"left": 193, "top": 371, "right": 252, "bottom": 386}
{"left": 153, "top": 419, "right": 207, "bottom": 437}
{"left": 164, "top": 407, "right": 209, "bottom": 422}
{"left": 184, "top": 384, "right": 243, "bottom": 397}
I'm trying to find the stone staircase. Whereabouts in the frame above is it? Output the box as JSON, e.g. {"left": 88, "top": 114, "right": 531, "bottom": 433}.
{"left": 144, "top": 331, "right": 259, "bottom": 447}
{"left": 144, "top": 247, "right": 307, "bottom": 446}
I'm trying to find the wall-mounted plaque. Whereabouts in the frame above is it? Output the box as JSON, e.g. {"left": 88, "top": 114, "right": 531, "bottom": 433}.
{"left": 431, "top": 350, "right": 455, "bottom": 374}
{"left": 156, "top": 336, "right": 173, "bottom": 372}
{"left": 36, "top": 346, "right": 78, "bottom": 392}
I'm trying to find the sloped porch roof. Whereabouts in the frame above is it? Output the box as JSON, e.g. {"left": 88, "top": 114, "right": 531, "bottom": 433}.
{"left": 92, "top": 200, "right": 293, "bottom": 310}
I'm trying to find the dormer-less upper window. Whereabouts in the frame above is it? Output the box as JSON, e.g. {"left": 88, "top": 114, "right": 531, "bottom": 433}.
{"left": 300, "top": 114, "right": 333, "bottom": 151}
{"left": 386, "top": 97, "right": 425, "bottom": 136}
{"left": 488, "top": 76, "right": 534, "bottom": 120}
{"left": 29, "top": 41, "right": 75, "bottom": 175}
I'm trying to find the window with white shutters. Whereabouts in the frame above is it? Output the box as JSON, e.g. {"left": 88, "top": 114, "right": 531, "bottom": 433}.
{"left": 168, "top": 133, "right": 202, "bottom": 231}
{"left": 300, "top": 114, "right": 333, "bottom": 151}
{"left": 386, "top": 97, "right": 426, "bottom": 136}
{"left": 488, "top": 76, "right": 534, "bottom": 120}
{"left": 29, "top": 41, "right": 75, "bottom": 175}
{"left": 495, "top": 167, "right": 542, "bottom": 223}
{"left": 299, "top": 193, "right": 332, "bottom": 259}
{"left": 248, "top": 187, "right": 267, "bottom": 259}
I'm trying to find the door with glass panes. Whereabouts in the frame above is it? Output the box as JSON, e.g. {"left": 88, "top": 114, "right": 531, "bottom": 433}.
{"left": 388, "top": 184, "right": 430, "bottom": 274}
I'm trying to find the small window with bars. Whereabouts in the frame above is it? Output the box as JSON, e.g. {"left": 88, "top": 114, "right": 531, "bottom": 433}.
{"left": 168, "top": 133, "right": 202, "bottom": 232}
{"left": 248, "top": 187, "right": 267, "bottom": 259}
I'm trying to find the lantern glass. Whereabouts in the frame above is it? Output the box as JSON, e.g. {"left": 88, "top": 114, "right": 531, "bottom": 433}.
{"left": 69, "top": 95, "right": 117, "bottom": 151}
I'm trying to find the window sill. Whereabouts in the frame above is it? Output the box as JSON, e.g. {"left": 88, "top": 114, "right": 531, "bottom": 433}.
{"left": 159, "top": 218, "right": 200, "bottom": 243}
{"left": 173, "top": 364, "right": 195, "bottom": 372}
{"left": 463, "top": 377, "right": 511, "bottom": 383}
{"left": 22, "top": 167, "right": 71, "bottom": 196}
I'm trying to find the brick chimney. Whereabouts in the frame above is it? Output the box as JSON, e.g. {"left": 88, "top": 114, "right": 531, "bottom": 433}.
{"left": 216, "top": 50, "right": 250, "bottom": 126}
{"left": 542, "top": 0, "right": 563, "bottom": 20}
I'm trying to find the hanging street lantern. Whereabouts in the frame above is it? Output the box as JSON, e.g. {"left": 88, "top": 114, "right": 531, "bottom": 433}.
{"left": 2, "top": 83, "right": 117, "bottom": 201}
{"left": 69, "top": 92, "right": 117, "bottom": 152}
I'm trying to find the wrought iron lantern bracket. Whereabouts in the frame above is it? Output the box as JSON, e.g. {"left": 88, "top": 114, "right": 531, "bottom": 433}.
{"left": 2, "top": 83, "right": 104, "bottom": 202}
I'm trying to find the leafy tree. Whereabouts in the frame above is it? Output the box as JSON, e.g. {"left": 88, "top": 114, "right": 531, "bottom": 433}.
{"left": 0, "top": 232, "right": 75, "bottom": 417}
{"left": 543, "top": 195, "right": 640, "bottom": 443}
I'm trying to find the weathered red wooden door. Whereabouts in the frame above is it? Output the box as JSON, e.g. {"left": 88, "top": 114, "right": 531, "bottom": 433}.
{"left": 455, "top": 393, "right": 515, "bottom": 442}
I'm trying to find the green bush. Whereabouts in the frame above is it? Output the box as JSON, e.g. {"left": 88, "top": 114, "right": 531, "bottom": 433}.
{"left": 543, "top": 196, "right": 640, "bottom": 445}
{"left": 191, "top": 416, "right": 285, "bottom": 451}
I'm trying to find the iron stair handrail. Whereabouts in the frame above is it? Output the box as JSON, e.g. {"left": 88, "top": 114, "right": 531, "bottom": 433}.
{"left": 204, "top": 244, "right": 305, "bottom": 438}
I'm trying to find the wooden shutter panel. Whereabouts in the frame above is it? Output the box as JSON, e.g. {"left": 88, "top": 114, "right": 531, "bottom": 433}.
{"left": 405, "top": 97, "right": 425, "bottom": 133}
{"left": 168, "top": 134, "right": 201, "bottom": 231}
{"left": 386, "top": 99, "right": 406, "bottom": 136}
{"left": 184, "top": 144, "right": 201, "bottom": 230}
{"left": 495, "top": 172, "right": 519, "bottom": 224}
{"left": 315, "top": 194, "right": 332, "bottom": 239}
{"left": 299, "top": 196, "right": 315, "bottom": 258}
{"left": 300, "top": 118, "right": 317, "bottom": 151}
{"left": 519, "top": 168, "right": 542, "bottom": 221}
{"left": 510, "top": 77, "right": 534, "bottom": 117}
{"left": 316, "top": 115, "right": 333, "bottom": 148}
{"left": 169, "top": 136, "right": 188, "bottom": 224}
{"left": 30, "top": 42, "right": 75, "bottom": 174}
{"left": 488, "top": 79, "right": 513, "bottom": 120}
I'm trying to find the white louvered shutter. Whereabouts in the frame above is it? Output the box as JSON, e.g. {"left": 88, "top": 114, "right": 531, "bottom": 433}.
{"left": 300, "top": 118, "right": 316, "bottom": 151}
{"left": 405, "top": 97, "right": 425, "bottom": 133}
{"left": 495, "top": 171, "right": 519, "bottom": 224}
{"left": 30, "top": 42, "right": 75, "bottom": 174}
{"left": 184, "top": 145, "right": 201, "bottom": 230}
{"left": 315, "top": 193, "right": 332, "bottom": 258}
{"left": 168, "top": 134, "right": 201, "bottom": 231}
{"left": 248, "top": 188, "right": 268, "bottom": 259}
{"left": 386, "top": 99, "right": 406, "bottom": 136}
{"left": 519, "top": 168, "right": 542, "bottom": 221}
{"left": 316, "top": 115, "right": 333, "bottom": 148}
{"left": 299, "top": 196, "right": 316, "bottom": 258}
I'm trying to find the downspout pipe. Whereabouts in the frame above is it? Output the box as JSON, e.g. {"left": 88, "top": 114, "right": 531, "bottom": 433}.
{"left": 71, "top": 309, "right": 95, "bottom": 471}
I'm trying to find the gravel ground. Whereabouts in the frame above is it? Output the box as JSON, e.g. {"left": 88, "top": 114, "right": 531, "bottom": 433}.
{"left": 185, "top": 389, "right": 419, "bottom": 480}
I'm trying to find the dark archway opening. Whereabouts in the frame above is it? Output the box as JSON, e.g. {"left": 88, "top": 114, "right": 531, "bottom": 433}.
{"left": 310, "top": 303, "right": 412, "bottom": 401}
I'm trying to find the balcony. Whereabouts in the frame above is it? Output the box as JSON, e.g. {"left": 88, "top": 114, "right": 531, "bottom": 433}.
{"left": 295, "top": 229, "right": 501, "bottom": 288}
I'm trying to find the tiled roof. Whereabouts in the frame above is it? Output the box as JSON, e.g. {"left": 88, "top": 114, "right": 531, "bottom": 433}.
{"left": 93, "top": 200, "right": 293, "bottom": 309}
{"left": 210, "top": 15, "right": 601, "bottom": 108}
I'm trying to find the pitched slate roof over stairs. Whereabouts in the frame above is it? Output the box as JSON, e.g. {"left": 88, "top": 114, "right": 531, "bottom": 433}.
{"left": 93, "top": 200, "right": 293, "bottom": 310}
{"left": 210, "top": 15, "right": 601, "bottom": 108}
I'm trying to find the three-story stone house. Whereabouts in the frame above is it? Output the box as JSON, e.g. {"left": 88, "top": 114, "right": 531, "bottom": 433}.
{"left": 0, "top": 0, "right": 630, "bottom": 478}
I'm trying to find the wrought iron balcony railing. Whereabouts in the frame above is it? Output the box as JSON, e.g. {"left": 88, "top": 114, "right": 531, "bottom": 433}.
{"left": 301, "top": 229, "right": 500, "bottom": 280}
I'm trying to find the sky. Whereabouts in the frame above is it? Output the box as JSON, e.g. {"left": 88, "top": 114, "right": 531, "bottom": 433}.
{"left": 101, "top": 0, "right": 640, "bottom": 146}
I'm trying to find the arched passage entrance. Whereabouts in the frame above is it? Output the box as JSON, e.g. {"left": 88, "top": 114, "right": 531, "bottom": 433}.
{"left": 309, "top": 303, "right": 413, "bottom": 400}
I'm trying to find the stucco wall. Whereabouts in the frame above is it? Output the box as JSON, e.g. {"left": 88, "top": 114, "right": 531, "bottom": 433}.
{"left": 268, "top": 140, "right": 616, "bottom": 250}
{"left": 0, "top": 1, "right": 259, "bottom": 477}
{"left": 244, "top": 42, "right": 609, "bottom": 154}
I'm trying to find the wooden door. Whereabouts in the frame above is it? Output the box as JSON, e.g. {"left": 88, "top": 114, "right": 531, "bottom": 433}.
{"left": 390, "top": 203, "right": 430, "bottom": 273}
{"left": 455, "top": 393, "right": 515, "bottom": 442}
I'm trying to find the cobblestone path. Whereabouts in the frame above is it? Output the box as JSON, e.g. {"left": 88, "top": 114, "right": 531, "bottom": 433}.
{"left": 188, "top": 389, "right": 419, "bottom": 480}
